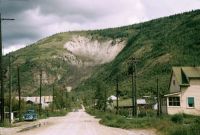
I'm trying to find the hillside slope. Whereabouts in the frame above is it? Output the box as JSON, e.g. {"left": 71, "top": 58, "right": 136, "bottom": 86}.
{"left": 3, "top": 32, "right": 125, "bottom": 96}
{"left": 75, "top": 10, "right": 200, "bottom": 101}
{"left": 3, "top": 10, "right": 200, "bottom": 99}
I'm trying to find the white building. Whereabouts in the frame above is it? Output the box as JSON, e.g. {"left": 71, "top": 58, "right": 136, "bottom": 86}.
{"left": 107, "top": 95, "right": 117, "bottom": 101}
{"left": 162, "top": 67, "right": 200, "bottom": 115}
{"left": 17, "top": 96, "right": 53, "bottom": 109}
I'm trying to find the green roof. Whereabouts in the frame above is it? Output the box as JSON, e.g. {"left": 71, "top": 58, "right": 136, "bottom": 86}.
{"left": 113, "top": 99, "right": 132, "bottom": 107}
{"left": 172, "top": 67, "right": 200, "bottom": 85}
{"left": 113, "top": 98, "right": 146, "bottom": 107}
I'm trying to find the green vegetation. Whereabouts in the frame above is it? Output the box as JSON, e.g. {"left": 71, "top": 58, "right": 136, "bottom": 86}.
{"left": 2, "top": 87, "right": 79, "bottom": 127}
{"left": 87, "top": 108, "right": 200, "bottom": 135}
{"left": 2, "top": 10, "right": 200, "bottom": 99}
{"left": 2, "top": 9, "right": 200, "bottom": 132}
{"left": 76, "top": 9, "right": 200, "bottom": 102}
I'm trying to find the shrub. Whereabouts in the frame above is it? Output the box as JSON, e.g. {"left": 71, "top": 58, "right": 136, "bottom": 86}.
{"left": 138, "top": 111, "right": 147, "bottom": 117}
{"left": 171, "top": 114, "right": 184, "bottom": 124}
{"left": 169, "top": 124, "right": 200, "bottom": 135}
{"left": 195, "top": 118, "right": 200, "bottom": 124}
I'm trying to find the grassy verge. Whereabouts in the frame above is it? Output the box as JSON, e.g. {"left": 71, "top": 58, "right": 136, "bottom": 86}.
{"left": 36, "top": 108, "right": 70, "bottom": 120}
{"left": 86, "top": 108, "right": 200, "bottom": 135}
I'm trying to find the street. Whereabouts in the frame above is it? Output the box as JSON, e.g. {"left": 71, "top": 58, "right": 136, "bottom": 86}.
{"left": 13, "top": 109, "right": 155, "bottom": 135}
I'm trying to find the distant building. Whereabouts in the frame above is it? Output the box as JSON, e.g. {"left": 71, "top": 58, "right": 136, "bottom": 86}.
{"left": 66, "top": 86, "right": 72, "bottom": 92}
{"left": 16, "top": 96, "right": 53, "bottom": 109}
{"left": 113, "top": 98, "right": 147, "bottom": 109}
{"left": 107, "top": 95, "right": 117, "bottom": 101}
{"left": 162, "top": 67, "right": 200, "bottom": 115}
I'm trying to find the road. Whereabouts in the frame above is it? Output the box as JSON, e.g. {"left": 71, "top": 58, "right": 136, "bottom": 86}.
{"left": 14, "top": 110, "right": 155, "bottom": 135}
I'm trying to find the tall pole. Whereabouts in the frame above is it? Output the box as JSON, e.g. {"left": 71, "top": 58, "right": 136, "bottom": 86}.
{"left": 39, "top": 69, "right": 42, "bottom": 116}
{"left": 52, "top": 83, "right": 54, "bottom": 112}
{"left": 0, "top": 13, "right": 4, "bottom": 124}
{"left": 129, "top": 57, "right": 139, "bottom": 117}
{"left": 17, "top": 65, "right": 21, "bottom": 121}
{"left": 104, "top": 87, "right": 107, "bottom": 112}
{"left": 0, "top": 13, "right": 15, "bottom": 124}
{"left": 131, "top": 66, "right": 134, "bottom": 116}
{"left": 116, "top": 75, "right": 119, "bottom": 114}
{"left": 157, "top": 77, "right": 160, "bottom": 116}
{"left": 9, "top": 54, "right": 12, "bottom": 123}
{"left": 134, "top": 60, "right": 137, "bottom": 116}
{"left": 0, "top": 13, "right": 3, "bottom": 124}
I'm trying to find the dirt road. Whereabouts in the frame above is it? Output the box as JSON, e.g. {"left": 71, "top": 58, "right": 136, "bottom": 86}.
{"left": 14, "top": 110, "right": 155, "bottom": 135}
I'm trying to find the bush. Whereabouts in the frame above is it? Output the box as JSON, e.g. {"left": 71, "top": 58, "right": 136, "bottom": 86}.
{"left": 195, "top": 118, "right": 200, "bottom": 124}
{"left": 119, "top": 109, "right": 130, "bottom": 117}
{"left": 169, "top": 124, "right": 200, "bottom": 135}
{"left": 138, "top": 110, "right": 147, "bottom": 117}
{"left": 0, "top": 119, "right": 11, "bottom": 127}
{"left": 171, "top": 114, "right": 183, "bottom": 124}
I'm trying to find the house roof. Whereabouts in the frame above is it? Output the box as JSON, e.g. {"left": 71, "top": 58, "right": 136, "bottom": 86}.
{"left": 172, "top": 67, "right": 200, "bottom": 85}
{"left": 107, "top": 95, "right": 117, "bottom": 101}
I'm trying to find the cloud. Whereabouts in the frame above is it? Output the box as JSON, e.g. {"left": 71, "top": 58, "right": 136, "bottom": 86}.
{"left": 1, "top": 0, "right": 200, "bottom": 54}
{"left": 3, "top": 44, "right": 26, "bottom": 55}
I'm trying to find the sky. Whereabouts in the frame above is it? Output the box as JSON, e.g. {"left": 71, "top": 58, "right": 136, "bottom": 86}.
{"left": 0, "top": 0, "right": 200, "bottom": 54}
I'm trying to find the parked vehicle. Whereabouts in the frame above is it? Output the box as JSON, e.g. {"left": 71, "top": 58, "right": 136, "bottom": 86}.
{"left": 23, "top": 109, "right": 37, "bottom": 121}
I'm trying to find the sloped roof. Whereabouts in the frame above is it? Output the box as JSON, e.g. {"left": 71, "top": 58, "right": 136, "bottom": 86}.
{"left": 172, "top": 67, "right": 200, "bottom": 85}
{"left": 107, "top": 95, "right": 117, "bottom": 101}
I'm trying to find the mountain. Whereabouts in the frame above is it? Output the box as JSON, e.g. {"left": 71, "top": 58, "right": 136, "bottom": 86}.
{"left": 3, "top": 10, "right": 200, "bottom": 99}
{"left": 75, "top": 9, "right": 200, "bottom": 100}
{"left": 3, "top": 32, "right": 125, "bottom": 96}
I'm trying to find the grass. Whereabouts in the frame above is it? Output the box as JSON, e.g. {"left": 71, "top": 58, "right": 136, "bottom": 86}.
{"left": 0, "top": 119, "right": 12, "bottom": 127}
{"left": 86, "top": 108, "right": 200, "bottom": 135}
{"left": 39, "top": 109, "right": 69, "bottom": 118}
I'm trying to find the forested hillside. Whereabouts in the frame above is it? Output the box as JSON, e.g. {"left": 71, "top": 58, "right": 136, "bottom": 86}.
{"left": 3, "top": 10, "right": 200, "bottom": 101}
{"left": 75, "top": 10, "right": 200, "bottom": 102}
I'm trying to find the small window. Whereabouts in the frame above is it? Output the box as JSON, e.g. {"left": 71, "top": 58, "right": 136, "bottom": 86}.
{"left": 188, "top": 97, "right": 194, "bottom": 107}
{"left": 169, "top": 97, "right": 180, "bottom": 106}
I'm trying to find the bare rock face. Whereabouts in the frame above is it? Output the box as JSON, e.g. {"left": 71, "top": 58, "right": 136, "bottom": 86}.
{"left": 63, "top": 35, "right": 125, "bottom": 66}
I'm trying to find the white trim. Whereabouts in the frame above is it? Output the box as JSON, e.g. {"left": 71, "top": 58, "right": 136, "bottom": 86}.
{"left": 164, "top": 92, "right": 181, "bottom": 97}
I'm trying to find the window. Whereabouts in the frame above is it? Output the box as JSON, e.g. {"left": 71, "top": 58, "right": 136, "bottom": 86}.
{"left": 173, "top": 80, "right": 176, "bottom": 85}
{"left": 188, "top": 97, "right": 194, "bottom": 107}
{"left": 169, "top": 97, "right": 180, "bottom": 106}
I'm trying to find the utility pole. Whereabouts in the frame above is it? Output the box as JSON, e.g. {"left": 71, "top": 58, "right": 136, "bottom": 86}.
{"left": 156, "top": 77, "right": 160, "bottom": 116}
{"left": 52, "top": 83, "right": 55, "bottom": 112}
{"left": 39, "top": 69, "right": 42, "bottom": 116}
{"left": 116, "top": 75, "right": 119, "bottom": 114}
{"left": 104, "top": 87, "right": 107, "bottom": 112}
{"left": 129, "top": 57, "right": 139, "bottom": 117}
{"left": 131, "top": 66, "right": 134, "bottom": 116}
{"left": 0, "top": 13, "right": 15, "bottom": 124}
{"left": 17, "top": 65, "right": 21, "bottom": 121}
{"left": 9, "top": 54, "right": 12, "bottom": 124}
